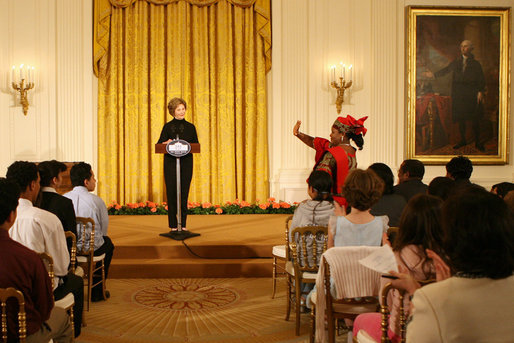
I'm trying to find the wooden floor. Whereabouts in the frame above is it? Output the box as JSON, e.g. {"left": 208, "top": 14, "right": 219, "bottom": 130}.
{"left": 108, "top": 214, "right": 290, "bottom": 278}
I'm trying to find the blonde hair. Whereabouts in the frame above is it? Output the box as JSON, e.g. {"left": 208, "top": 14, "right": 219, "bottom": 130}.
{"left": 167, "top": 97, "right": 187, "bottom": 117}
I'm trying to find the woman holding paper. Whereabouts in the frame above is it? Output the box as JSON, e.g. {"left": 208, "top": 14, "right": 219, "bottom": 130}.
{"left": 353, "top": 194, "right": 444, "bottom": 342}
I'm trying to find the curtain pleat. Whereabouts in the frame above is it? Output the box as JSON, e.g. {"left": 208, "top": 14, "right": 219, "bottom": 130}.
{"left": 95, "top": 0, "right": 270, "bottom": 204}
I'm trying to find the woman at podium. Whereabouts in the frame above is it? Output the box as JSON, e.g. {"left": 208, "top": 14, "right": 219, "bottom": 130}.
{"left": 157, "top": 97, "right": 198, "bottom": 231}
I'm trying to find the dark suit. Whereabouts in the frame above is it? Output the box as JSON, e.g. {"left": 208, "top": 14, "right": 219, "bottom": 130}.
{"left": 39, "top": 189, "right": 77, "bottom": 249}
{"left": 39, "top": 190, "right": 77, "bottom": 235}
{"left": 435, "top": 54, "right": 485, "bottom": 144}
{"left": 393, "top": 179, "right": 428, "bottom": 203}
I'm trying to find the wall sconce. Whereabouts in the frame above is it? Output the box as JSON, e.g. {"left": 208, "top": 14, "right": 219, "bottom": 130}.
{"left": 330, "top": 62, "right": 353, "bottom": 113}
{"left": 11, "top": 64, "right": 35, "bottom": 116}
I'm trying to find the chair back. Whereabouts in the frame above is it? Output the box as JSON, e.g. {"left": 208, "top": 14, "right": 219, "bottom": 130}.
{"left": 65, "top": 231, "right": 77, "bottom": 273}
{"left": 290, "top": 225, "right": 328, "bottom": 273}
{"left": 0, "top": 288, "right": 27, "bottom": 343}
{"left": 380, "top": 282, "right": 406, "bottom": 343}
{"left": 38, "top": 253, "right": 56, "bottom": 289}
{"left": 284, "top": 215, "right": 292, "bottom": 260}
{"left": 75, "top": 217, "right": 96, "bottom": 256}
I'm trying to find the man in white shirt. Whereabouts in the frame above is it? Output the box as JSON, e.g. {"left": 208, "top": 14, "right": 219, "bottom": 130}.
{"left": 6, "top": 161, "right": 84, "bottom": 336}
{"left": 64, "top": 162, "right": 114, "bottom": 302}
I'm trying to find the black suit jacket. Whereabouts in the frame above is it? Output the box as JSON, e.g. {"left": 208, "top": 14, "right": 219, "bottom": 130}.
{"left": 39, "top": 191, "right": 77, "bottom": 238}
{"left": 393, "top": 179, "right": 428, "bottom": 203}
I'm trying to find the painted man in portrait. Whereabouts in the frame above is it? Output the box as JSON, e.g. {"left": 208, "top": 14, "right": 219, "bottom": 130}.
{"left": 424, "top": 40, "right": 486, "bottom": 151}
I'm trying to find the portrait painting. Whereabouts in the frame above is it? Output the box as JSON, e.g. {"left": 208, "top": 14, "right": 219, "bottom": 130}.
{"left": 406, "top": 7, "right": 510, "bottom": 164}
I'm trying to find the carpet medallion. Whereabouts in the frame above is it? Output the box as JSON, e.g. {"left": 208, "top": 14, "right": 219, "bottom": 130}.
{"left": 77, "top": 278, "right": 316, "bottom": 343}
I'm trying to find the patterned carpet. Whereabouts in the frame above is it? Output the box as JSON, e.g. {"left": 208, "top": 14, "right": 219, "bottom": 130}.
{"left": 76, "top": 278, "right": 345, "bottom": 343}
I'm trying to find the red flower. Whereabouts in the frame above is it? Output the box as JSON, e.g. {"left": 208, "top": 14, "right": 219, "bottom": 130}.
{"left": 272, "top": 203, "right": 280, "bottom": 209}
{"left": 215, "top": 208, "right": 223, "bottom": 214}
{"left": 202, "top": 202, "right": 212, "bottom": 208}
{"left": 280, "top": 202, "right": 291, "bottom": 209}
{"left": 150, "top": 207, "right": 157, "bottom": 213}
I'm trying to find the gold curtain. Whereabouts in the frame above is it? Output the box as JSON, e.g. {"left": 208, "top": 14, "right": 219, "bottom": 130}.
{"left": 94, "top": 0, "right": 271, "bottom": 205}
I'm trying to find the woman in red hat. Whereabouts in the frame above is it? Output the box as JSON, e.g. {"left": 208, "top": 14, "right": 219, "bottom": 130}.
{"left": 293, "top": 115, "right": 367, "bottom": 207}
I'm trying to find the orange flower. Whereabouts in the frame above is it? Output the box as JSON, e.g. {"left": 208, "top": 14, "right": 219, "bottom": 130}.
{"left": 138, "top": 202, "right": 145, "bottom": 207}
{"left": 225, "top": 201, "right": 232, "bottom": 205}
{"left": 241, "top": 201, "right": 251, "bottom": 207}
{"left": 214, "top": 204, "right": 221, "bottom": 208}
{"left": 272, "top": 203, "right": 280, "bottom": 209}
{"left": 259, "top": 203, "right": 268, "bottom": 210}
{"left": 165, "top": 205, "right": 168, "bottom": 211}
{"left": 115, "top": 204, "right": 122, "bottom": 210}
{"left": 150, "top": 207, "right": 157, "bottom": 213}
{"left": 234, "top": 198, "right": 240, "bottom": 204}
{"left": 147, "top": 201, "right": 157, "bottom": 208}
{"left": 267, "top": 197, "right": 276, "bottom": 202}
{"left": 202, "top": 202, "right": 212, "bottom": 208}
{"left": 280, "top": 202, "right": 291, "bottom": 209}
{"left": 215, "top": 208, "right": 223, "bottom": 214}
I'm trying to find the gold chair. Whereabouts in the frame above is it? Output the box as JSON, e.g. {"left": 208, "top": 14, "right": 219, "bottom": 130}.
{"left": 380, "top": 282, "right": 406, "bottom": 343}
{"left": 287, "top": 225, "right": 328, "bottom": 336}
{"left": 0, "top": 287, "right": 27, "bottom": 343}
{"left": 38, "top": 252, "right": 75, "bottom": 340}
{"left": 75, "top": 217, "right": 107, "bottom": 311}
{"left": 351, "top": 282, "right": 407, "bottom": 343}
{"left": 316, "top": 247, "right": 382, "bottom": 343}
{"left": 271, "top": 215, "right": 292, "bottom": 298}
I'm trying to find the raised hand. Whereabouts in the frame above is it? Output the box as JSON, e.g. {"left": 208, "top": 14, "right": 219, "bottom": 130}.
{"left": 426, "top": 249, "right": 451, "bottom": 281}
{"left": 293, "top": 120, "right": 301, "bottom": 136}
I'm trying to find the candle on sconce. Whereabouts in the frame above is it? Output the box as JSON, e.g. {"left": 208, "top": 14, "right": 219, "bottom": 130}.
{"left": 11, "top": 66, "right": 16, "bottom": 84}
{"left": 31, "top": 66, "right": 35, "bottom": 84}
{"left": 20, "top": 64, "right": 24, "bottom": 81}
{"left": 28, "top": 66, "right": 31, "bottom": 83}
{"left": 349, "top": 65, "right": 353, "bottom": 82}
{"left": 339, "top": 62, "right": 344, "bottom": 79}
{"left": 330, "top": 66, "right": 336, "bottom": 83}
{"left": 343, "top": 64, "right": 346, "bottom": 80}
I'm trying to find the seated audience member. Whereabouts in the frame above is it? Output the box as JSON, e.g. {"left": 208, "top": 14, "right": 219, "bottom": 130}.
{"left": 328, "top": 168, "right": 387, "bottom": 248}
{"left": 491, "top": 181, "right": 514, "bottom": 198}
{"left": 37, "top": 160, "right": 77, "bottom": 245}
{"left": 290, "top": 170, "right": 334, "bottom": 300}
{"left": 368, "top": 163, "right": 406, "bottom": 226}
{"left": 6, "top": 161, "right": 83, "bottom": 336}
{"left": 64, "top": 162, "right": 114, "bottom": 302}
{"left": 427, "top": 176, "right": 456, "bottom": 201}
{"left": 0, "top": 177, "right": 73, "bottom": 343}
{"left": 290, "top": 170, "right": 334, "bottom": 239}
{"left": 393, "top": 159, "right": 427, "bottom": 202}
{"left": 353, "top": 194, "right": 444, "bottom": 342}
{"left": 445, "top": 155, "right": 473, "bottom": 191}
{"left": 389, "top": 186, "right": 514, "bottom": 342}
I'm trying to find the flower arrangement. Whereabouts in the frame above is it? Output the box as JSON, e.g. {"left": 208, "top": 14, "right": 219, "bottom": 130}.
{"left": 107, "top": 198, "right": 298, "bottom": 215}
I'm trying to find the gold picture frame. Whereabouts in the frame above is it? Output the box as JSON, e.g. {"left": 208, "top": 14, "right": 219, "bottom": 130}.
{"left": 406, "top": 6, "right": 510, "bottom": 164}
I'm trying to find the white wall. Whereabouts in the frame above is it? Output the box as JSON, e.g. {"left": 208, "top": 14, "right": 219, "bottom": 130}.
{"left": 269, "top": 0, "right": 514, "bottom": 202}
{"left": 0, "top": 0, "right": 96, "bottom": 176}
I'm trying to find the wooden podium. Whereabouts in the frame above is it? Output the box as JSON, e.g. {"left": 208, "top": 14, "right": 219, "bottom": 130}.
{"left": 155, "top": 141, "right": 201, "bottom": 241}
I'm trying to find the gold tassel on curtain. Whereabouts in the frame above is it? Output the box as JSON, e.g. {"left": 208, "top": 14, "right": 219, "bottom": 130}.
{"left": 94, "top": 0, "right": 271, "bottom": 205}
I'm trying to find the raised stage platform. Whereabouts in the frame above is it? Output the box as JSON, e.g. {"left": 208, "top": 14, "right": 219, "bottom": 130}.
{"left": 108, "top": 214, "right": 290, "bottom": 278}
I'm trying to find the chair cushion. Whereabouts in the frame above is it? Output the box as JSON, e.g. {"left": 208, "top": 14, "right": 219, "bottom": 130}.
{"left": 74, "top": 266, "right": 84, "bottom": 277}
{"left": 272, "top": 245, "right": 286, "bottom": 258}
{"left": 55, "top": 293, "right": 74, "bottom": 309}
{"left": 77, "top": 253, "right": 106, "bottom": 263}
{"left": 285, "top": 261, "right": 318, "bottom": 279}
